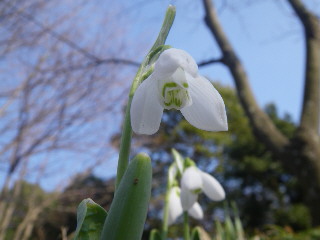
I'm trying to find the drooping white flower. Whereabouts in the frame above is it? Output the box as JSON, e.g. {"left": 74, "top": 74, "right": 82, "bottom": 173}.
{"left": 167, "top": 186, "right": 204, "bottom": 225}
{"left": 130, "top": 48, "right": 228, "bottom": 135}
{"left": 180, "top": 166, "right": 225, "bottom": 210}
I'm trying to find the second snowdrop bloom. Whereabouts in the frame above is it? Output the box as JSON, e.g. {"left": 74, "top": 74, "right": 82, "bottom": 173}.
{"left": 167, "top": 186, "right": 204, "bottom": 225}
{"left": 180, "top": 166, "right": 225, "bottom": 210}
{"left": 130, "top": 48, "right": 228, "bottom": 135}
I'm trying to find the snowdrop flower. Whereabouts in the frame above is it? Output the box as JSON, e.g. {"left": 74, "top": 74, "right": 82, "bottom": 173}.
{"left": 180, "top": 166, "right": 225, "bottom": 210}
{"left": 130, "top": 48, "right": 228, "bottom": 135}
{"left": 167, "top": 186, "right": 204, "bottom": 225}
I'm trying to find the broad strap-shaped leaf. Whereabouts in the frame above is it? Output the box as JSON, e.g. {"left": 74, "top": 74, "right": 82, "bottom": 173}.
{"left": 74, "top": 198, "right": 107, "bottom": 240}
{"left": 191, "top": 226, "right": 211, "bottom": 240}
{"left": 100, "top": 153, "right": 152, "bottom": 240}
{"left": 148, "top": 229, "right": 161, "bottom": 240}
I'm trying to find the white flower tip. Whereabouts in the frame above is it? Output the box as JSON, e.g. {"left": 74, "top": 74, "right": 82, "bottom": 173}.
{"left": 201, "top": 172, "right": 226, "bottom": 201}
{"left": 217, "top": 104, "right": 228, "bottom": 132}
{"left": 214, "top": 188, "right": 226, "bottom": 201}
{"left": 219, "top": 118, "right": 228, "bottom": 132}
{"left": 188, "top": 202, "right": 204, "bottom": 220}
{"left": 131, "top": 123, "right": 158, "bottom": 135}
{"left": 180, "top": 75, "right": 228, "bottom": 132}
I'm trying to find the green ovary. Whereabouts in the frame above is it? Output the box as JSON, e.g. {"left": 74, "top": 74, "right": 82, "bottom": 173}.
{"left": 191, "top": 188, "right": 202, "bottom": 194}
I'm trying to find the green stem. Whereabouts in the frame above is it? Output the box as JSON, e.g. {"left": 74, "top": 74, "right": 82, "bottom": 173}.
{"left": 150, "top": 5, "right": 176, "bottom": 53}
{"left": 115, "top": 5, "right": 176, "bottom": 189}
{"left": 183, "top": 211, "right": 190, "bottom": 240}
{"left": 161, "top": 182, "right": 170, "bottom": 240}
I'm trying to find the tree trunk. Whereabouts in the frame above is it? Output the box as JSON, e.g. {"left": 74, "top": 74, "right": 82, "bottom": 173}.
{"left": 202, "top": 0, "right": 320, "bottom": 225}
{"left": 289, "top": 128, "right": 320, "bottom": 224}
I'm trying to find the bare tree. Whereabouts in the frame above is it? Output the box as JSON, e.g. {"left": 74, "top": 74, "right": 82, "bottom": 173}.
{"left": 0, "top": 0, "right": 140, "bottom": 238}
{"left": 201, "top": 0, "right": 320, "bottom": 225}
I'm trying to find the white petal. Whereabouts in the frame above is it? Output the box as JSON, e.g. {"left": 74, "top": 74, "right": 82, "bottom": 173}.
{"left": 153, "top": 48, "right": 198, "bottom": 80}
{"left": 200, "top": 171, "right": 225, "bottom": 201}
{"left": 130, "top": 75, "right": 164, "bottom": 134}
{"left": 188, "top": 202, "right": 204, "bottom": 220}
{"left": 168, "top": 187, "right": 183, "bottom": 225}
{"left": 181, "top": 166, "right": 203, "bottom": 191}
{"left": 180, "top": 75, "right": 228, "bottom": 131}
{"left": 180, "top": 186, "right": 198, "bottom": 210}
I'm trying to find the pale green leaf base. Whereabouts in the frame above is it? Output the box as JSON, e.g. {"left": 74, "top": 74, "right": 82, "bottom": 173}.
{"left": 74, "top": 198, "right": 107, "bottom": 240}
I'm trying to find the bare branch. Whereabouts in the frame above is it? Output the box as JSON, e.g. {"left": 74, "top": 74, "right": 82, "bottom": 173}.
{"left": 49, "top": 57, "right": 225, "bottom": 74}
{"left": 7, "top": 2, "right": 100, "bottom": 62}
{"left": 41, "top": 58, "right": 140, "bottom": 75}
{"left": 202, "top": 0, "right": 289, "bottom": 154}
{"left": 198, "top": 57, "right": 224, "bottom": 67}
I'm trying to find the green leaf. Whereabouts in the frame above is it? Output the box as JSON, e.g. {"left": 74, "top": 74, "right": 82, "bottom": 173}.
{"left": 225, "top": 215, "right": 236, "bottom": 240}
{"left": 168, "top": 162, "right": 178, "bottom": 185}
{"left": 171, "top": 148, "right": 184, "bottom": 174}
{"left": 149, "top": 229, "right": 161, "bottom": 240}
{"left": 100, "top": 153, "right": 152, "bottom": 240}
{"left": 214, "top": 220, "right": 225, "bottom": 240}
{"left": 191, "top": 226, "right": 211, "bottom": 240}
{"left": 231, "top": 202, "right": 245, "bottom": 240}
{"left": 74, "top": 198, "right": 107, "bottom": 240}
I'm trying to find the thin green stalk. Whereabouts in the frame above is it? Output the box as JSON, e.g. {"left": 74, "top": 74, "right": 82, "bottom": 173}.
{"left": 183, "top": 211, "right": 190, "bottom": 240}
{"left": 115, "top": 5, "right": 176, "bottom": 189}
{"left": 161, "top": 182, "right": 170, "bottom": 240}
{"left": 149, "top": 5, "right": 176, "bottom": 53}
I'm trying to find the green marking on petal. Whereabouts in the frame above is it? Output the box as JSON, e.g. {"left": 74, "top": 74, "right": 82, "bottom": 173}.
{"left": 162, "top": 82, "right": 178, "bottom": 97}
{"left": 163, "top": 88, "right": 190, "bottom": 109}
{"left": 160, "top": 80, "right": 191, "bottom": 110}
{"left": 192, "top": 188, "right": 202, "bottom": 194}
{"left": 164, "top": 101, "right": 171, "bottom": 107}
{"left": 175, "top": 188, "right": 180, "bottom": 197}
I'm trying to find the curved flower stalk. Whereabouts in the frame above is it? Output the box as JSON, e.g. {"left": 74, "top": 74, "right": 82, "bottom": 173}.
{"left": 180, "top": 166, "right": 225, "bottom": 210}
{"left": 167, "top": 186, "right": 204, "bottom": 225}
{"left": 130, "top": 48, "right": 228, "bottom": 135}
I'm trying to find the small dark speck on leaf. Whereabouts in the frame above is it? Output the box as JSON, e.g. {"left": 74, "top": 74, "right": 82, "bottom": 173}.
{"left": 133, "top": 178, "right": 139, "bottom": 185}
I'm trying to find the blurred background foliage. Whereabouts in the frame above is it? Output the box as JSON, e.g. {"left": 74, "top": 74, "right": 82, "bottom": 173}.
{"left": 3, "top": 83, "right": 319, "bottom": 239}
